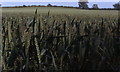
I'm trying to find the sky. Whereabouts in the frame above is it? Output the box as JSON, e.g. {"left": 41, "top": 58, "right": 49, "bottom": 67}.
{"left": 0, "top": 0, "right": 119, "bottom": 2}
{"left": 1, "top": 0, "right": 119, "bottom": 8}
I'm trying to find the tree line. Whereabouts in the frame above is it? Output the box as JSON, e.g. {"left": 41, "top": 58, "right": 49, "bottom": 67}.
{"left": 21, "top": 1, "right": 120, "bottom": 10}
{"left": 2, "top": 1, "right": 120, "bottom": 10}
{"left": 78, "top": 0, "right": 120, "bottom": 10}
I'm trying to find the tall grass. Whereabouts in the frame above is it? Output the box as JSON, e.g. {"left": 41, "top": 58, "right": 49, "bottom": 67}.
{"left": 2, "top": 9, "right": 120, "bottom": 71}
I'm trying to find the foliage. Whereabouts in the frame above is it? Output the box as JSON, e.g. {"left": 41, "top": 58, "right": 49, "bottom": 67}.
{"left": 113, "top": 1, "right": 120, "bottom": 9}
{"left": 92, "top": 4, "right": 99, "bottom": 9}
{"left": 23, "top": 5, "right": 27, "bottom": 7}
{"left": 78, "top": 0, "right": 89, "bottom": 9}
{"left": 47, "top": 4, "right": 52, "bottom": 7}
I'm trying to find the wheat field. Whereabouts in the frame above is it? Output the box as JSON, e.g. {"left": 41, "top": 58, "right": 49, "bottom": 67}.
{"left": 1, "top": 7, "right": 120, "bottom": 71}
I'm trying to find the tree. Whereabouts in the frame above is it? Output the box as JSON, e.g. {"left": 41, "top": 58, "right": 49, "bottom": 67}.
{"left": 23, "top": 5, "right": 26, "bottom": 7}
{"left": 113, "top": 1, "right": 120, "bottom": 9}
{"left": 78, "top": 0, "right": 89, "bottom": 9}
{"left": 47, "top": 4, "right": 52, "bottom": 7}
{"left": 92, "top": 4, "right": 99, "bottom": 9}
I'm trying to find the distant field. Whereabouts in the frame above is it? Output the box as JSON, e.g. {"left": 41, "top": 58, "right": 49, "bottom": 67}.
{"left": 2, "top": 7, "right": 118, "bottom": 17}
